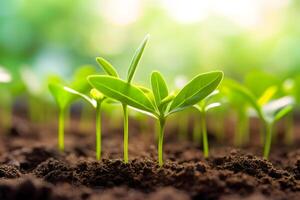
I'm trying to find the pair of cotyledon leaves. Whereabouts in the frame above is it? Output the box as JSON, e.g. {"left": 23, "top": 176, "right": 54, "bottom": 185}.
{"left": 223, "top": 79, "right": 294, "bottom": 124}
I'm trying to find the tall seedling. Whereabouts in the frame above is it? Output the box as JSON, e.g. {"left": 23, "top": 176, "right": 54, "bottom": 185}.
{"left": 193, "top": 90, "right": 221, "bottom": 157}
{"left": 64, "top": 87, "right": 105, "bottom": 160}
{"left": 88, "top": 71, "right": 223, "bottom": 166}
{"left": 224, "top": 79, "right": 294, "bottom": 158}
{"left": 95, "top": 35, "right": 149, "bottom": 163}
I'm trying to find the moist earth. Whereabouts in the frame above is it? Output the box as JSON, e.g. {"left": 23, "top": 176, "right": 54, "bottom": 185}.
{"left": 0, "top": 117, "right": 300, "bottom": 200}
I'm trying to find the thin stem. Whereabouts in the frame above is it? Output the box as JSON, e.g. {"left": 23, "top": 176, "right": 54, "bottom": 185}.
{"left": 58, "top": 108, "right": 65, "bottom": 151}
{"left": 95, "top": 102, "right": 102, "bottom": 160}
{"left": 123, "top": 104, "right": 129, "bottom": 164}
{"left": 201, "top": 111, "right": 209, "bottom": 158}
{"left": 263, "top": 122, "right": 273, "bottom": 159}
{"left": 158, "top": 118, "right": 166, "bottom": 167}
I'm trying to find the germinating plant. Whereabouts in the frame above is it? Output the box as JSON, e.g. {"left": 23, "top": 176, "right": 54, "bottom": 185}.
{"left": 224, "top": 79, "right": 294, "bottom": 159}
{"left": 94, "top": 35, "right": 149, "bottom": 163}
{"left": 193, "top": 90, "right": 221, "bottom": 158}
{"left": 63, "top": 87, "right": 105, "bottom": 160}
{"left": 49, "top": 66, "right": 96, "bottom": 151}
{"left": 88, "top": 70, "right": 223, "bottom": 166}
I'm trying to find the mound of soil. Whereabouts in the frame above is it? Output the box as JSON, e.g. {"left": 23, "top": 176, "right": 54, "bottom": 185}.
{"left": 0, "top": 117, "right": 300, "bottom": 200}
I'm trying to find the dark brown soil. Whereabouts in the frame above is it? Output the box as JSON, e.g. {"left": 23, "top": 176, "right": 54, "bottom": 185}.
{"left": 0, "top": 117, "right": 300, "bottom": 200}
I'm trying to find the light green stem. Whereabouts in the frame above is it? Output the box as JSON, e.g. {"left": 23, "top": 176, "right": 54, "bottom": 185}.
{"left": 263, "top": 123, "right": 273, "bottom": 159}
{"left": 123, "top": 104, "right": 129, "bottom": 163}
{"left": 158, "top": 119, "right": 166, "bottom": 167}
{"left": 58, "top": 108, "right": 65, "bottom": 151}
{"left": 201, "top": 111, "right": 209, "bottom": 158}
{"left": 96, "top": 102, "right": 102, "bottom": 160}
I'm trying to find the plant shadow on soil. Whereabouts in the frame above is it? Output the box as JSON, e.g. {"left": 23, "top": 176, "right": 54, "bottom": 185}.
{"left": 0, "top": 117, "right": 300, "bottom": 200}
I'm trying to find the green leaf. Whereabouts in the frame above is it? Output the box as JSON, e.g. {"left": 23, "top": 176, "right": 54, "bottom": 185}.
{"left": 63, "top": 86, "right": 97, "bottom": 108}
{"left": 88, "top": 75, "right": 157, "bottom": 114}
{"left": 151, "top": 71, "right": 168, "bottom": 106}
{"left": 127, "top": 34, "right": 149, "bottom": 83}
{"left": 223, "top": 79, "right": 264, "bottom": 120}
{"left": 274, "top": 105, "right": 293, "bottom": 122}
{"left": 96, "top": 57, "right": 119, "bottom": 77}
{"left": 169, "top": 71, "right": 223, "bottom": 113}
{"left": 48, "top": 83, "right": 74, "bottom": 110}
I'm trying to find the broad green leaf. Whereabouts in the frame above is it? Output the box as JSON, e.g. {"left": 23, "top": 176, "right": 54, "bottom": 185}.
{"left": 127, "top": 34, "right": 149, "bottom": 83}
{"left": 274, "top": 105, "right": 293, "bottom": 122}
{"left": 223, "top": 79, "right": 264, "bottom": 120}
{"left": 49, "top": 83, "right": 73, "bottom": 110}
{"left": 151, "top": 71, "right": 168, "bottom": 106}
{"left": 88, "top": 75, "right": 157, "bottom": 114}
{"left": 257, "top": 86, "right": 277, "bottom": 106}
{"left": 96, "top": 57, "right": 119, "bottom": 77}
{"left": 169, "top": 71, "right": 223, "bottom": 113}
{"left": 63, "top": 86, "right": 97, "bottom": 108}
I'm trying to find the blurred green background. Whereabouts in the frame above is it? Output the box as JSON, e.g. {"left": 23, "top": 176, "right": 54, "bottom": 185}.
{"left": 1, "top": 0, "right": 300, "bottom": 83}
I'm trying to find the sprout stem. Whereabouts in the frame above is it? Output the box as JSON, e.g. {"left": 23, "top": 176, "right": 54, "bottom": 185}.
{"left": 58, "top": 108, "right": 65, "bottom": 151}
{"left": 158, "top": 118, "right": 166, "bottom": 167}
{"left": 96, "top": 102, "right": 102, "bottom": 160}
{"left": 123, "top": 104, "right": 129, "bottom": 163}
{"left": 201, "top": 111, "right": 209, "bottom": 158}
{"left": 263, "top": 123, "right": 273, "bottom": 159}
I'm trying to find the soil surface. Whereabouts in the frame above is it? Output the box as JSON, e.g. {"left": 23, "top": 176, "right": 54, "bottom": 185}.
{"left": 0, "top": 117, "right": 300, "bottom": 200}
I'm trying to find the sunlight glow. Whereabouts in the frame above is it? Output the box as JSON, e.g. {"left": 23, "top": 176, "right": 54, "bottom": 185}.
{"left": 99, "top": 0, "right": 142, "bottom": 26}
{"left": 0, "top": 67, "right": 12, "bottom": 83}
{"left": 161, "top": 0, "right": 290, "bottom": 28}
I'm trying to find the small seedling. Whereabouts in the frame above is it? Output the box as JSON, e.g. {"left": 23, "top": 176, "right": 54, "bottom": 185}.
{"left": 49, "top": 82, "right": 74, "bottom": 151}
{"left": 94, "top": 35, "right": 149, "bottom": 163}
{"left": 193, "top": 90, "right": 221, "bottom": 158}
{"left": 48, "top": 66, "right": 96, "bottom": 151}
{"left": 224, "top": 79, "right": 294, "bottom": 159}
{"left": 88, "top": 71, "right": 223, "bottom": 166}
{"left": 64, "top": 87, "right": 105, "bottom": 160}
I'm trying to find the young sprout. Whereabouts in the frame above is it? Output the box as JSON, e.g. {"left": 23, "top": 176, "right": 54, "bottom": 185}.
{"left": 224, "top": 79, "right": 294, "bottom": 159}
{"left": 48, "top": 83, "right": 74, "bottom": 151}
{"left": 94, "top": 35, "right": 149, "bottom": 163}
{"left": 63, "top": 87, "right": 105, "bottom": 160}
{"left": 193, "top": 90, "right": 221, "bottom": 158}
{"left": 48, "top": 66, "right": 96, "bottom": 151}
{"left": 88, "top": 71, "right": 223, "bottom": 166}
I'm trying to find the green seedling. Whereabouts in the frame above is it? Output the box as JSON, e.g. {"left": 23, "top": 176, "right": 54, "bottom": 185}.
{"left": 224, "top": 79, "right": 294, "bottom": 159}
{"left": 193, "top": 90, "right": 221, "bottom": 158}
{"left": 88, "top": 71, "right": 223, "bottom": 166}
{"left": 48, "top": 66, "right": 96, "bottom": 151}
{"left": 63, "top": 87, "right": 105, "bottom": 160}
{"left": 94, "top": 35, "right": 149, "bottom": 163}
{"left": 49, "top": 82, "right": 74, "bottom": 151}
